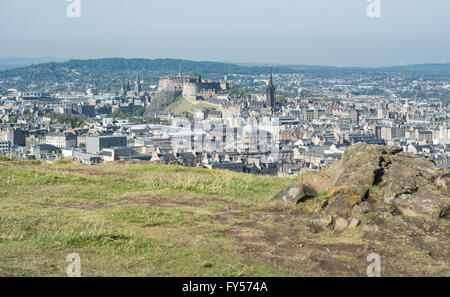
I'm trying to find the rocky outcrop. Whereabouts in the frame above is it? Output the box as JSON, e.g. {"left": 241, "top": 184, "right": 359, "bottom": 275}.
{"left": 271, "top": 185, "right": 317, "bottom": 205}
{"left": 145, "top": 90, "right": 182, "bottom": 114}
{"left": 273, "top": 144, "right": 450, "bottom": 230}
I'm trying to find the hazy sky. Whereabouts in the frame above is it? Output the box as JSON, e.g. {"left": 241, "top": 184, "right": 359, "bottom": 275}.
{"left": 0, "top": 0, "right": 449, "bottom": 66}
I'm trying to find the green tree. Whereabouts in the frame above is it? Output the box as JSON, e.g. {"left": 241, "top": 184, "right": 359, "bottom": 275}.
{"left": 8, "top": 116, "right": 18, "bottom": 123}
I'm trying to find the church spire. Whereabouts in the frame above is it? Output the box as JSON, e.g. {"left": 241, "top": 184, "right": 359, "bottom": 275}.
{"left": 266, "top": 68, "right": 276, "bottom": 112}
{"left": 178, "top": 62, "right": 183, "bottom": 77}
{"left": 135, "top": 72, "right": 141, "bottom": 94}
{"left": 122, "top": 79, "right": 126, "bottom": 95}
{"left": 269, "top": 68, "right": 273, "bottom": 86}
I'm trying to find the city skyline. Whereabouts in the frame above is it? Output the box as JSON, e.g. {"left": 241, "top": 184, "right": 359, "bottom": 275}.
{"left": 1, "top": 0, "right": 449, "bottom": 281}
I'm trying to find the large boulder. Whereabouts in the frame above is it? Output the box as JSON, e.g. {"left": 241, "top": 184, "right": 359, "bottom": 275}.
{"left": 271, "top": 184, "right": 317, "bottom": 205}
{"left": 334, "top": 217, "right": 349, "bottom": 232}
{"left": 272, "top": 144, "right": 450, "bottom": 221}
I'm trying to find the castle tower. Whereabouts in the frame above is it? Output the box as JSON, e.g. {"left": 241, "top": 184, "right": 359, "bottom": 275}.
{"left": 135, "top": 72, "right": 141, "bottom": 94}
{"left": 266, "top": 68, "right": 276, "bottom": 111}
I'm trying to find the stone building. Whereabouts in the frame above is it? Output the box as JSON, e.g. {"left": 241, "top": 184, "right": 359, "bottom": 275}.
{"left": 158, "top": 73, "right": 228, "bottom": 103}
{"left": 44, "top": 133, "right": 77, "bottom": 149}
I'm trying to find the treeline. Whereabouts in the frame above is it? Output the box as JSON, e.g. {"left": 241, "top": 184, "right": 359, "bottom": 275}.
{"left": 50, "top": 114, "right": 87, "bottom": 128}
{"left": 0, "top": 58, "right": 298, "bottom": 91}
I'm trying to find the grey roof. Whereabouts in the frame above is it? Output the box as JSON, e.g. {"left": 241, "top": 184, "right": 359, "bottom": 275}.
{"left": 35, "top": 144, "right": 59, "bottom": 151}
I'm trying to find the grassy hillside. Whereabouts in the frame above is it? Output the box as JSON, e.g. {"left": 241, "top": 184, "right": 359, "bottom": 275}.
{"left": 0, "top": 159, "right": 294, "bottom": 277}
{"left": 0, "top": 159, "right": 448, "bottom": 277}
{"left": 165, "top": 97, "right": 219, "bottom": 114}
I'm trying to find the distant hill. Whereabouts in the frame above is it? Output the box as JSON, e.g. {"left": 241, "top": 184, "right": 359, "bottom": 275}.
{"left": 0, "top": 58, "right": 296, "bottom": 88}
{"left": 0, "top": 58, "right": 449, "bottom": 92}
{"left": 0, "top": 58, "right": 299, "bottom": 93}
{"left": 381, "top": 63, "right": 450, "bottom": 75}
{"left": 0, "top": 57, "right": 66, "bottom": 71}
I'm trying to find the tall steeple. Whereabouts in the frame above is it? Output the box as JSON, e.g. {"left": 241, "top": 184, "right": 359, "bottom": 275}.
{"left": 122, "top": 79, "right": 126, "bottom": 95}
{"left": 178, "top": 62, "right": 183, "bottom": 77}
{"left": 266, "top": 68, "right": 276, "bottom": 111}
{"left": 135, "top": 72, "right": 141, "bottom": 94}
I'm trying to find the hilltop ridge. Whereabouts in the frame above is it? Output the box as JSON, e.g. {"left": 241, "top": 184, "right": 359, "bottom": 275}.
{"left": 1, "top": 58, "right": 450, "bottom": 92}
